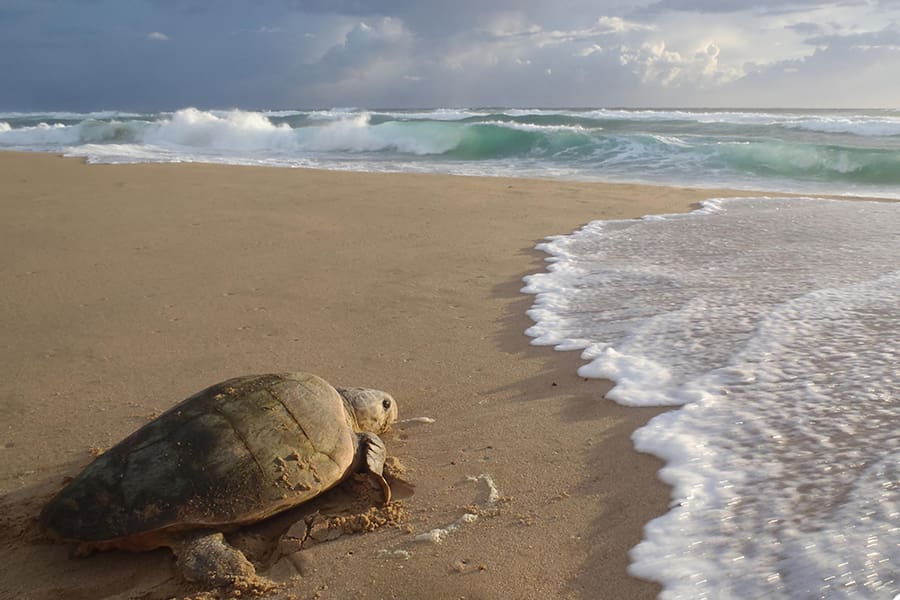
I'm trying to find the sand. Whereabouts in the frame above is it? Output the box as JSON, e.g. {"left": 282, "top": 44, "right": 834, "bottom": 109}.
{"left": 0, "top": 152, "right": 759, "bottom": 600}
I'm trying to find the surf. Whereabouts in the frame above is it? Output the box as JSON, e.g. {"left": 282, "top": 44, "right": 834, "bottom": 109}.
{"left": 522, "top": 197, "right": 900, "bottom": 599}
{"left": 2, "top": 107, "right": 900, "bottom": 197}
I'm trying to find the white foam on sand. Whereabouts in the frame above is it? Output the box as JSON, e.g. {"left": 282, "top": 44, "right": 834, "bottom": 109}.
{"left": 522, "top": 197, "right": 900, "bottom": 599}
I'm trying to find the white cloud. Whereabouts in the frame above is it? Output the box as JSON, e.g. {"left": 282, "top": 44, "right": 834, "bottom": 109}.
{"left": 302, "top": 16, "right": 421, "bottom": 104}
{"left": 481, "top": 14, "right": 653, "bottom": 48}
{"left": 482, "top": 12, "right": 541, "bottom": 38}
{"left": 577, "top": 44, "right": 604, "bottom": 56}
{"left": 147, "top": 31, "right": 169, "bottom": 41}
{"left": 618, "top": 40, "right": 741, "bottom": 86}
{"left": 707, "top": 32, "right": 900, "bottom": 107}
{"left": 425, "top": 11, "right": 740, "bottom": 90}
{"left": 595, "top": 16, "right": 654, "bottom": 34}
{"left": 327, "top": 5, "right": 900, "bottom": 106}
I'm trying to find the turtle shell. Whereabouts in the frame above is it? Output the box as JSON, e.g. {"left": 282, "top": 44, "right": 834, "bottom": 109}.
{"left": 40, "top": 372, "right": 359, "bottom": 550}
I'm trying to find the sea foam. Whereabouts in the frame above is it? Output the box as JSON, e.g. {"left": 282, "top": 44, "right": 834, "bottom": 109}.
{"left": 143, "top": 108, "right": 295, "bottom": 151}
{"left": 522, "top": 197, "right": 899, "bottom": 598}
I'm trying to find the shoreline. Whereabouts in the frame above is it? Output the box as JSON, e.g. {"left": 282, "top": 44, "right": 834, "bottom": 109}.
{"left": 0, "top": 152, "right": 773, "bottom": 599}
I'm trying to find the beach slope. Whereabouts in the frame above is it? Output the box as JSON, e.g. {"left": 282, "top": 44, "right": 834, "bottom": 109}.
{"left": 0, "top": 152, "right": 750, "bottom": 599}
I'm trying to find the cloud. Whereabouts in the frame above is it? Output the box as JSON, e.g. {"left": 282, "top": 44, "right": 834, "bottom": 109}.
{"left": 639, "top": 0, "right": 844, "bottom": 15}
{"left": 482, "top": 15, "right": 653, "bottom": 47}
{"left": 2, "top": 0, "right": 900, "bottom": 109}
{"left": 806, "top": 26, "right": 900, "bottom": 49}
{"left": 313, "top": 17, "right": 413, "bottom": 71}
{"left": 297, "top": 17, "right": 420, "bottom": 104}
{"left": 597, "top": 15, "right": 654, "bottom": 34}
{"left": 696, "top": 23, "right": 900, "bottom": 106}
{"left": 288, "top": 3, "right": 900, "bottom": 106}
{"left": 618, "top": 40, "right": 738, "bottom": 86}
{"left": 787, "top": 21, "right": 827, "bottom": 36}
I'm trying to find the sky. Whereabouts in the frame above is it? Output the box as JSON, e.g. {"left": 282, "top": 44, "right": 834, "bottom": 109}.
{"left": 2, "top": 0, "right": 899, "bottom": 110}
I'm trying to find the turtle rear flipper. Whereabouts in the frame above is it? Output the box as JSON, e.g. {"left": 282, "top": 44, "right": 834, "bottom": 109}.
{"left": 174, "top": 532, "right": 257, "bottom": 587}
{"left": 359, "top": 432, "right": 391, "bottom": 504}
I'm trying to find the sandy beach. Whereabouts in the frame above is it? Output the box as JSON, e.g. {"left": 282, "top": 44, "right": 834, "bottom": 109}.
{"left": 0, "top": 152, "right": 759, "bottom": 600}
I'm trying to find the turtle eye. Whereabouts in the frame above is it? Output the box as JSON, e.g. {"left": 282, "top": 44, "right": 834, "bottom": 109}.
{"left": 382, "top": 398, "right": 392, "bottom": 411}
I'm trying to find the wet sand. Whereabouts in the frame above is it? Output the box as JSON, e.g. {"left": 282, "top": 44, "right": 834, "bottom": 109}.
{"left": 0, "top": 152, "right": 760, "bottom": 599}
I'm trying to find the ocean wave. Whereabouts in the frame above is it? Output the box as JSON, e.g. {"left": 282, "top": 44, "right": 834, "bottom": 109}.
{"left": 261, "top": 109, "right": 306, "bottom": 118}
{"left": 717, "top": 140, "right": 900, "bottom": 184}
{"left": 375, "top": 108, "right": 488, "bottom": 121}
{"left": 782, "top": 116, "right": 900, "bottom": 137}
{"left": 145, "top": 108, "right": 296, "bottom": 151}
{"left": 0, "top": 110, "right": 145, "bottom": 120}
{"left": 0, "top": 121, "right": 79, "bottom": 147}
{"left": 568, "top": 108, "right": 900, "bottom": 137}
{"left": 648, "top": 134, "right": 692, "bottom": 147}
{"left": 297, "top": 114, "right": 462, "bottom": 155}
{"left": 302, "top": 107, "right": 369, "bottom": 121}
{"left": 2, "top": 107, "right": 900, "bottom": 196}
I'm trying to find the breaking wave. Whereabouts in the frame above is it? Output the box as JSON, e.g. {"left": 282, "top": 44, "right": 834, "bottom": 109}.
{"left": 2, "top": 107, "right": 900, "bottom": 197}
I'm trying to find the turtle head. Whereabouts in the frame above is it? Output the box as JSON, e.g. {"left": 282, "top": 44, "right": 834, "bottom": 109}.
{"left": 337, "top": 387, "right": 398, "bottom": 434}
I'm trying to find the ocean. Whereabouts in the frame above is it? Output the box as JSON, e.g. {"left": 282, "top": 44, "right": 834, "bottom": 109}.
{"left": 2, "top": 107, "right": 900, "bottom": 199}
{"left": 2, "top": 107, "right": 898, "bottom": 597}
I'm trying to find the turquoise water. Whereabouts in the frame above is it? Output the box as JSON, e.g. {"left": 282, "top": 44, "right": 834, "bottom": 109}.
{"left": 2, "top": 107, "right": 900, "bottom": 197}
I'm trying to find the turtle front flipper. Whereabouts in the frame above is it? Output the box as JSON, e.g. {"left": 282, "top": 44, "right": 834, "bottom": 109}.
{"left": 173, "top": 532, "right": 258, "bottom": 587}
{"left": 359, "top": 432, "right": 391, "bottom": 504}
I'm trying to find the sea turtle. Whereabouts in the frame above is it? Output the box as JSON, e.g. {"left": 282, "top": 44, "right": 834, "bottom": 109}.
{"left": 40, "top": 372, "right": 398, "bottom": 586}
